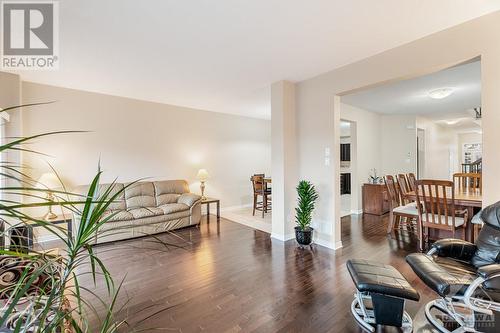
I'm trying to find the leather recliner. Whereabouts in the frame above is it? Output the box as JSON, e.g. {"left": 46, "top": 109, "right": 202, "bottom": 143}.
{"left": 406, "top": 201, "right": 500, "bottom": 333}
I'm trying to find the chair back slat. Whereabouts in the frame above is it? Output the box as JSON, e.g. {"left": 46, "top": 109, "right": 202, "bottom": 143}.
{"left": 384, "top": 175, "right": 400, "bottom": 208}
{"left": 407, "top": 173, "right": 417, "bottom": 191}
{"left": 415, "top": 179, "right": 457, "bottom": 230}
{"left": 396, "top": 174, "right": 410, "bottom": 205}
{"left": 453, "top": 173, "right": 482, "bottom": 194}
{"left": 251, "top": 174, "right": 265, "bottom": 194}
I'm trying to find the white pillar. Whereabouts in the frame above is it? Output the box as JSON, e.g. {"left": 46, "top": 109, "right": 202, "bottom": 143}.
{"left": 271, "top": 81, "right": 297, "bottom": 241}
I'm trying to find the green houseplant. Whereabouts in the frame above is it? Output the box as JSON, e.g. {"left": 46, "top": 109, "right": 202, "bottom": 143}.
{"left": 294, "top": 180, "right": 318, "bottom": 246}
{"left": 0, "top": 104, "right": 176, "bottom": 332}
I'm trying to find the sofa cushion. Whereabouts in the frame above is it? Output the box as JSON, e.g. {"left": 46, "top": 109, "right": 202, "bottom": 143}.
{"left": 156, "top": 193, "right": 181, "bottom": 206}
{"left": 128, "top": 207, "right": 164, "bottom": 219}
{"left": 101, "top": 209, "right": 134, "bottom": 222}
{"left": 125, "top": 182, "right": 156, "bottom": 209}
{"left": 154, "top": 180, "right": 189, "bottom": 206}
{"left": 159, "top": 203, "right": 190, "bottom": 215}
{"left": 178, "top": 193, "right": 201, "bottom": 207}
{"left": 73, "top": 183, "right": 126, "bottom": 211}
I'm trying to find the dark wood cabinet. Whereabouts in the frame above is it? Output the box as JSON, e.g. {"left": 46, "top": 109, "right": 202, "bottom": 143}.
{"left": 362, "top": 183, "right": 389, "bottom": 215}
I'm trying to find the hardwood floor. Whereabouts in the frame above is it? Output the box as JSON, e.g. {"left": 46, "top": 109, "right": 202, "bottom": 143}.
{"left": 78, "top": 214, "right": 440, "bottom": 332}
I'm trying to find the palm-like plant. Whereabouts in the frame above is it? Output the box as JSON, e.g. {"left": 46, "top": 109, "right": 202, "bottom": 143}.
{"left": 0, "top": 104, "right": 177, "bottom": 332}
{"left": 295, "top": 180, "right": 318, "bottom": 231}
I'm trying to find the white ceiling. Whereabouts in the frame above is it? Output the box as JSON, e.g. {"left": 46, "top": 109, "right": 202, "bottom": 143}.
{"left": 342, "top": 60, "right": 482, "bottom": 133}
{"left": 11, "top": 1, "right": 500, "bottom": 119}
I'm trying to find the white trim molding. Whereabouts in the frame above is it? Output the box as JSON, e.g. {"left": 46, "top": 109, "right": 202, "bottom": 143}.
{"left": 270, "top": 233, "right": 295, "bottom": 242}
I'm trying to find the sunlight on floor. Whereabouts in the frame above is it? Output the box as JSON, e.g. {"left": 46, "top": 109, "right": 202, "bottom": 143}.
{"left": 221, "top": 207, "right": 272, "bottom": 233}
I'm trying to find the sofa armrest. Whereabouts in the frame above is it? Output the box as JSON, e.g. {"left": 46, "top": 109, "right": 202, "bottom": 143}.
{"left": 429, "top": 238, "right": 477, "bottom": 262}
{"left": 178, "top": 193, "right": 201, "bottom": 207}
{"left": 477, "top": 264, "right": 500, "bottom": 280}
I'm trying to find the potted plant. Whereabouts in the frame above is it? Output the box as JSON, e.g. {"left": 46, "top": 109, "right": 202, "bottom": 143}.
{"left": 294, "top": 180, "right": 318, "bottom": 246}
{"left": 0, "top": 104, "right": 179, "bottom": 332}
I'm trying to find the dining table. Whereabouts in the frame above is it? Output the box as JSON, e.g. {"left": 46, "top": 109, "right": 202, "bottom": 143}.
{"left": 405, "top": 188, "right": 482, "bottom": 243}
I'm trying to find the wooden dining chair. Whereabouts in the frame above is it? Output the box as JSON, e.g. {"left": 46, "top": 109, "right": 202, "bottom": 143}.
{"left": 415, "top": 179, "right": 468, "bottom": 251}
{"left": 397, "top": 174, "right": 412, "bottom": 205}
{"left": 453, "top": 173, "right": 482, "bottom": 194}
{"left": 407, "top": 173, "right": 417, "bottom": 192}
{"left": 251, "top": 174, "right": 272, "bottom": 217}
{"left": 384, "top": 175, "right": 419, "bottom": 234}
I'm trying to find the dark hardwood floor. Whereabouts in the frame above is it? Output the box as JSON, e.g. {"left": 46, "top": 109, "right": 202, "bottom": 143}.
{"left": 75, "top": 214, "right": 441, "bottom": 332}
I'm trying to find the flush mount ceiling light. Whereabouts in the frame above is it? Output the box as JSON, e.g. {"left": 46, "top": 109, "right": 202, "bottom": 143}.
{"left": 428, "top": 87, "right": 455, "bottom": 99}
{"left": 445, "top": 119, "right": 460, "bottom": 125}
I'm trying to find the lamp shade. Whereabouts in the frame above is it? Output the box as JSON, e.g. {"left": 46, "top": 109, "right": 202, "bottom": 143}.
{"left": 36, "top": 172, "right": 60, "bottom": 190}
{"left": 196, "top": 169, "right": 209, "bottom": 182}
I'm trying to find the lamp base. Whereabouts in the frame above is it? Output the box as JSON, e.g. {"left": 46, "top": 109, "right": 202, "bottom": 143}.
{"left": 43, "top": 211, "right": 57, "bottom": 220}
{"left": 200, "top": 181, "right": 206, "bottom": 201}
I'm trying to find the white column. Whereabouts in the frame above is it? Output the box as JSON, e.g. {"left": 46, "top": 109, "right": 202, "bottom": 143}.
{"left": 271, "top": 81, "right": 297, "bottom": 241}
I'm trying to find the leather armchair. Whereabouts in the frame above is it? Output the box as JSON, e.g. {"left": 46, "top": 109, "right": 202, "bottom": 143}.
{"left": 428, "top": 238, "right": 477, "bottom": 262}
{"left": 406, "top": 200, "right": 500, "bottom": 333}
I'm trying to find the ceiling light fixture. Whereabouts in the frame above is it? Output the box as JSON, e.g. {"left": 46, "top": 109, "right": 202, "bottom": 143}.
{"left": 428, "top": 87, "right": 454, "bottom": 99}
{"left": 445, "top": 119, "right": 460, "bottom": 125}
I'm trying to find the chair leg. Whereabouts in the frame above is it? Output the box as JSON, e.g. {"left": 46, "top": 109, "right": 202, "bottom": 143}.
{"left": 253, "top": 194, "right": 256, "bottom": 216}
{"left": 262, "top": 195, "right": 265, "bottom": 218}
{"left": 417, "top": 220, "right": 423, "bottom": 252}
{"left": 395, "top": 216, "right": 401, "bottom": 230}
{"left": 387, "top": 211, "right": 395, "bottom": 234}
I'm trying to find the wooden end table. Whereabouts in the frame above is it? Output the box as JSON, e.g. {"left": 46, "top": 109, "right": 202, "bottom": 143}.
{"left": 201, "top": 197, "right": 220, "bottom": 222}
{"left": 18, "top": 214, "right": 73, "bottom": 249}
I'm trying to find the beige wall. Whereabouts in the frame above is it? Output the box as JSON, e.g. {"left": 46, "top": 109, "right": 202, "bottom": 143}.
{"left": 458, "top": 132, "right": 482, "bottom": 165}
{"left": 380, "top": 115, "right": 417, "bottom": 176}
{"left": 271, "top": 81, "right": 298, "bottom": 240}
{"left": 292, "top": 11, "right": 500, "bottom": 248}
{"left": 0, "top": 72, "right": 22, "bottom": 172}
{"left": 21, "top": 82, "right": 271, "bottom": 218}
{"left": 416, "top": 117, "right": 459, "bottom": 179}
{"left": 340, "top": 103, "right": 381, "bottom": 213}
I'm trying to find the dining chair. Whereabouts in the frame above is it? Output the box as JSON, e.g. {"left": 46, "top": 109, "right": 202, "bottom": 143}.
{"left": 384, "top": 175, "right": 419, "bottom": 234}
{"left": 397, "top": 174, "right": 412, "bottom": 205}
{"left": 415, "top": 179, "right": 468, "bottom": 251}
{"left": 251, "top": 174, "right": 272, "bottom": 217}
{"left": 453, "top": 172, "right": 482, "bottom": 194}
{"left": 407, "top": 173, "right": 417, "bottom": 192}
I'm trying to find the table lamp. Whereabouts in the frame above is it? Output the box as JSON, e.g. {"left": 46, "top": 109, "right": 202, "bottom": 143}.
{"left": 37, "top": 172, "right": 60, "bottom": 220}
{"left": 196, "top": 169, "right": 209, "bottom": 200}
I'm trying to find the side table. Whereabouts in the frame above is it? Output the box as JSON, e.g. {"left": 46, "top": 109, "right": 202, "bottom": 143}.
{"left": 22, "top": 214, "right": 73, "bottom": 249}
{"left": 200, "top": 197, "right": 220, "bottom": 222}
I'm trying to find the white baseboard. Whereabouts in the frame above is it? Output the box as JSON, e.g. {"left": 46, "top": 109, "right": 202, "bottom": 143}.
{"left": 35, "top": 234, "right": 60, "bottom": 243}
{"left": 312, "top": 237, "right": 343, "bottom": 250}
{"left": 351, "top": 209, "right": 363, "bottom": 215}
{"left": 220, "top": 204, "right": 252, "bottom": 213}
{"left": 270, "top": 233, "right": 295, "bottom": 242}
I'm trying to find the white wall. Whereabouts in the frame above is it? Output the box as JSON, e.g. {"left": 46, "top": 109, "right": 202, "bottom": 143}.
{"left": 340, "top": 103, "right": 381, "bottom": 213}
{"left": 291, "top": 11, "right": 500, "bottom": 249}
{"left": 380, "top": 115, "right": 417, "bottom": 176}
{"left": 20, "top": 82, "right": 271, "bottom": 215}
{"left": 416, "top": 117, "right": 459, "bottom": 179}
{"left": 0, "top": 72, "right": 22, "bottom": 229}
{"left": 271, "top": 81, "right": 298, "bottom": 240}
{"left": 458, "top": 132, "right": 482, "bottom": 165}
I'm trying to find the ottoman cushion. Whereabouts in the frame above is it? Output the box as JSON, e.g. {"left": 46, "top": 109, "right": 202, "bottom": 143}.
{"left": 347, "top": 259, "right": 420, "bottom": 301}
